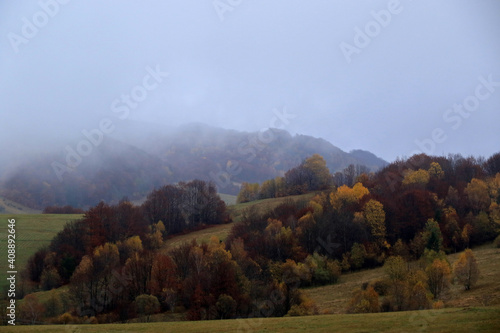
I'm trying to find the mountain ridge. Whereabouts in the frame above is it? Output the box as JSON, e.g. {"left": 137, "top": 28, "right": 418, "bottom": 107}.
{"left": 0, "top": 123, "right": 387, "bottom": 209}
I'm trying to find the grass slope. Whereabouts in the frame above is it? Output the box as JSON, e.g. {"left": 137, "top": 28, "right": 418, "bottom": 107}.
{"left": 2, "top": 306, "right": 499, "bottom": 332}
{"left": 0, "top": 214, "right": 82, "bottom": 289}
{"left": 0, "top": 197, "right": 41, "bottom": 215}
{"left": 303, "top": 243, "right": 500, "bottom": 314}
{"left": 163, "top": 193, "right": 315, "bottom": 248}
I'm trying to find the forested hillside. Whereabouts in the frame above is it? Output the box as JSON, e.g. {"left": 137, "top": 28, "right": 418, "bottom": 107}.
{"left": 13, "top": 151, "right": 500, "bottom": 324}
{"left": 0, "top": 125, "right": 386, "bottom": 209}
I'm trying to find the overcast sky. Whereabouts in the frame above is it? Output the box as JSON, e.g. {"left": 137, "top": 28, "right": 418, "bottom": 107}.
{"left": 1, "top": 0, "right": 499, "bottom": 164}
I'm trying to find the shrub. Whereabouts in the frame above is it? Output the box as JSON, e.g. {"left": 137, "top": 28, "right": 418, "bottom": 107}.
{"left": 347, "top": 286, "right": 380, "bottom": 313}
{"left": 494, "top": 234, "right": 500, "bottom": 248}
{"left": 326, "top": 260, "right": 342, "bottom": 284}
{"left": 215, "top": 294, "right": 237, "bottom": 319}
{"left": 134, "top": 294, "right": 160, "bottom": 322}
{"left": 341, "top": 253, "right": 351, "bottom": 272}
{"left": 387, "top": 280, "right": 410, "bottom": 311}
{"left": 384, "top": 256, "right": 407, "bottom": 281}
{"left": 56, "top": 312, "right": 80, "bottom": 325}
{"left": 433, "top": 300, "right": 445, "bottom": 309}
{"left": 408, "top": 281, "right": 432, "bottom": 310}
{"left": 286, "top": 293, "right": 318, "bottom": 316}
{"left": 371, "top": 279, "right": 391, "bottom": 296}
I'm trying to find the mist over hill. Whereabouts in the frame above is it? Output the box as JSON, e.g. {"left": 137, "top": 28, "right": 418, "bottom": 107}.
{"left": 0, "top": 122, "right": 386, "bottom": 209}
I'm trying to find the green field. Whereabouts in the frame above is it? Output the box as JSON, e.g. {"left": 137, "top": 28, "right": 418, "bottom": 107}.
{"left": 0, "top": 214, "right": 82, "bottom": 289}
{"left": 0, "top": 306, "right": 499, "bottom": 332}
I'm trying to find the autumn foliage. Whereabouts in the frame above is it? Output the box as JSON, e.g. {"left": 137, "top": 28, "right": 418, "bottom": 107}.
{"left": 453, "top": 249, "right": 480, "bottom": 290}
{"left": 18, "top": 152, "right": 500, "bottom": 322}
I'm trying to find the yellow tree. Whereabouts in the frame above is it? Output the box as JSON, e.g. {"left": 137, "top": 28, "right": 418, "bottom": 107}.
{"left": 384, "top": 256, "right": 407, "bottom": 282}
{"left": 464, "top": 178, "right": 490, "bottom": 212}
{"left": 330, "top": 185, "right": 357, "bottom": 212}
{"left": 118, "top": 235, "right": 143, "bottom": 262}
{"left": 330, "top": 185, "right": 360, "bottom": 252}
{"left": 402, "top": 169, "right": 430, "bottom": 187}
{"left": 488, "top": 173, "right": 500, "bottom": 201}
{"left": 453, "top": 249, "right": 480, "bottom": 290}
{"left": 490, "top": 202, "right": 500, "bottom": 225}
{"left": 303, "top": 154, "right": 332, "bottom": 190}
{"left": 363, "top": 199, "right": 387, "bottom": 243}
{"left": 428, "top": 162, "right": 444, "bottom": 179}
{"left": 309, "top": 198, "right": 324, "bottom": 219}
{"left": 425, "top": 259, "right": 450, "bottom": 299}
{"left": 352, "top": 182, "right": 369, "bottom": 201}
{"left": 237, "top": 182, "right": 259, "bottom": 203}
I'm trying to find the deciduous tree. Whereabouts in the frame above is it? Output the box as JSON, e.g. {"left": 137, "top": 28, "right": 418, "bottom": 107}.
{"left": 134, "top": 294, "right": 160, "bottom": 322}
{"left": 215, "top": 294, "right": 237, "bottom": 319}
{"left": 347, "top": 286, "right": 380, "bottom": 313}
{"left": 428, "top": 162, "right": 444, "bottom": 179}
{"left": 384, "top": 256, "right": 407, "bottom": 282}
{"left": 453, "top": 249, "right": 480, "bottom": 290}
{"left": 363, "top": 199, "right": 387, "bottom": 243}
{"left": 19, "top": 294, "right": 45, "bottom": 325}
{"left": 425, "top": 259, "right": 450, "bottom": 299}
{"left": 465, "top": 178, "right": 490, "bottom": 212}
{"left": 402, "top": 169, "right": 430, "bottom": 187}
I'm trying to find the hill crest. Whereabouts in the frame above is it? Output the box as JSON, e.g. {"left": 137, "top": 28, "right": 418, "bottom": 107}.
{"left": 0, "top": 123, "right": 386, "bottom": 209}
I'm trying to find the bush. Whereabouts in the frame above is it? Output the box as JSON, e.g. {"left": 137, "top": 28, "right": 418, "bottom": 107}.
{"left": 408, "top": 281, "right": 432, "bottom": 310}
{"left": 387, "top": 280, "right": 410, "bottom": 311}
{"left": 286, "top": 291, "right": 318, "bottom": 316}
{"left": 134, "top": 294, "right": 160, "bottom": 322}
{"left": 371, "top": 279, "right": 391, "bottom": 296}
{"left": 56, "top": 312, "right": 80, "bottom": 325}
{"left": 215, "top": 294, "right": 237, "bottom": 319}
{"left": 347, "top": 286, "right": 380, "bottom": 313}
{"left": 286, "top": 301, "right": 318, "bottom": 316}
{"left": 40, "top": 267, "right": 62, "bottom": 290}
{"left": 494, "top": 234, "right": 500, "bottom": 248}
{"left": 326, "top": 260, "right": 341, "bottom": 284}
{"left": 433, "top": 300, "right": 445, "bottom": 309}
{"left": 384, "top": 256, "right": 407, "bottom": 281}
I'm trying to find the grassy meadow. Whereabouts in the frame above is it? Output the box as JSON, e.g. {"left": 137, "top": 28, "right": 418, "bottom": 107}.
{"left": 303, "top": 243, "right": 500, "bottom": 314}
{"left": 0, "top": 214, "right": 82, "bottom": 289}
{"left": 0, "top": 306, "right": 498, "bottom": 332}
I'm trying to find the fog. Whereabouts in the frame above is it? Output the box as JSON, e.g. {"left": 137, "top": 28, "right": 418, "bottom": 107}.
{"left": 1, "top": 0, "right": 499, "bottom": 170}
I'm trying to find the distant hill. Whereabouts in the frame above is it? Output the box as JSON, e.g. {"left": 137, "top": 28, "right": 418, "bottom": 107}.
{"left": 141, "top": 123, "right": 386, "bottom": 188}
{"left": 0, "top": 196, "right": 41, "bottom": 214}
{"left": 0, "top": 123, "right": 386, "bottom": 209}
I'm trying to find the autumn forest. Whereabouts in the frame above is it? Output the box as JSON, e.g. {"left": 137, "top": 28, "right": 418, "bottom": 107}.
{"left": 6, "top": 150, "right": 500, "bottom": 324}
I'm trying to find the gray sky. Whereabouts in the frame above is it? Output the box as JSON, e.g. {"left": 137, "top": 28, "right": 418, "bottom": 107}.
{"left": 1, "top": 0, "right": 499, "bottom": 164}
